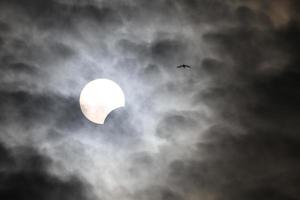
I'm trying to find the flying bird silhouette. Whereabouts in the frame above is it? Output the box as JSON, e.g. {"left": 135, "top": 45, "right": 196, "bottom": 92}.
{"left": 177, "top": 64, "right": 191, "bottom": 69}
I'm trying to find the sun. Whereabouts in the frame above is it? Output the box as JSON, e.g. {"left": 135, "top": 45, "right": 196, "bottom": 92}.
{"left": 79, "top": 79, "right": 125, "bottom": 124}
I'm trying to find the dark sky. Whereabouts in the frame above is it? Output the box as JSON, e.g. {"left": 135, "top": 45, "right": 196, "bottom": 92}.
{"left": 0, "top": 0, "right": 300, "bottom": 200}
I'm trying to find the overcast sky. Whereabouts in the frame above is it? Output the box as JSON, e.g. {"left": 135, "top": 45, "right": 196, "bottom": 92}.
{"left": 0, "top": 0, "right": 300, "bottom": 200}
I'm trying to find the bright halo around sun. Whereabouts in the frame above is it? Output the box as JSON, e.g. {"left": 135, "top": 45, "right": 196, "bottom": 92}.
{"left": 79, "top": 79, "right": 125, "bottom": 124}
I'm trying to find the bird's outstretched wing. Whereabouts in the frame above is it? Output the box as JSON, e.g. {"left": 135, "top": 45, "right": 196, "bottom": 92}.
{"left": 177, "top": 64, "right": 191, "bottom": 68}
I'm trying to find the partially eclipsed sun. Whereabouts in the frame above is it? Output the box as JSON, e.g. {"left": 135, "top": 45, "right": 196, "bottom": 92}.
{"left": 79, "top": 79, "right": 125, "bottom": 124}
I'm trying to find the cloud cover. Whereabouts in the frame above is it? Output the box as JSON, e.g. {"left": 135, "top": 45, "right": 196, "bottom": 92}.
{"left": 0, "top": 0, "right": 299, "bottom": 199}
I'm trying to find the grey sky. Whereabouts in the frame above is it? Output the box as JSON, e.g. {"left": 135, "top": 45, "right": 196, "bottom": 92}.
{"left": 0, "top": 0, "right": 299, "bottom": 200}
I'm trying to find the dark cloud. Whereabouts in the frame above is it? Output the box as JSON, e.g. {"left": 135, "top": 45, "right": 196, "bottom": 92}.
{"left": 139, "top": 64, "right": 163, "bottom": 84}
{"left": 156, "top": 113, "right": 198, "bottom": 140}
{"left": 116, "top": 39, "right": 149, "bottom": 61}
{"left": 152, "top": 1, "right": 300, "bottom": 200}
{"left": 0, "top": 0, "right": 300, "bottom": 199}
{"left": 0, "top": 142, "right": 95, "bottom": 200}
{"left": 201, "top": 12, "right": 300, "bottom": 129}
{"left": 151, "top": 38, "right": 187, "bottom": 67}
{"left": 164, "top": 127, "right": 300, "bottom": 200}
{"left": 99, "top": 107, "right": 142, "bottom": 146}
{"left": 0, "top": 0, "right": 122, "bottom": 30}
{"left": 3, "top": 62, "right": 38, "bottom": 74}
{"left": 134, "top": 186, "right": 183, "bottom": 200}
{"left": 177, "top": 0, "right": 233, "bottom": 24}
{"left": 0, "top": 21, "right": 10, "bottom": 33}
{"left": 49, "top": 42, "right": 76, "bottom": 58}
{"left": 0, "top": 90, "right": 81, "bottom": 128}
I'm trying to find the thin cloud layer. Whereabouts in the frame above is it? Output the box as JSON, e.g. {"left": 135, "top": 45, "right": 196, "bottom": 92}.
{"left": 0, "top": 0, "right": 299, "bottom": 200}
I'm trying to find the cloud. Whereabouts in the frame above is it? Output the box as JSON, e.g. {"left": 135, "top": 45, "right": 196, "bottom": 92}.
{"left": 149, "top": 1, "right": 300, "bottom": 200}
{"left": 163, "top": 125, "right": 300, "bottom": 200}
{"left": 0, "top": 0, "right": 299, "bottom": 200}
{"left": 0, "top": 142, "right": 95, "bottom": 200}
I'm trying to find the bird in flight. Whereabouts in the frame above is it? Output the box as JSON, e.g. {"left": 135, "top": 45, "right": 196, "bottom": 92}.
{"left": 177, "top": 64, "right": 191, "bottom": 69}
